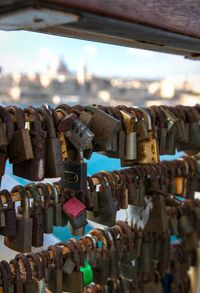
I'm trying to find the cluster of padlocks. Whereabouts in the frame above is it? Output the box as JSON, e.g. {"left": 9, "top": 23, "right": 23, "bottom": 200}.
{"left": 0, "top": 103, "right": 199, "bottom": 292}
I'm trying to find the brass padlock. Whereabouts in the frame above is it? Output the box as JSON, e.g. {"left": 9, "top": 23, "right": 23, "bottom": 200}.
{"left": 137, "top": 108, "right": 160, "bottom": 164}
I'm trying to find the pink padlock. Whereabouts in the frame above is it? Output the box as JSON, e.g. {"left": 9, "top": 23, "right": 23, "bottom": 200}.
{"left": 62, "top": 197, "right": 86, "bottom": 218}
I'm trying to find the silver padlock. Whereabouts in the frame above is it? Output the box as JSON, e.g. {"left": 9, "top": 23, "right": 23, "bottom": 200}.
{"left": 65, "top": 118, "right": 94, "bottom": 150}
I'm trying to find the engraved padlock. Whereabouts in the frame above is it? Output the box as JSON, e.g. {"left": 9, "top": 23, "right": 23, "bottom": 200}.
{"left": 61, "top": 150, "right": 87, "bottom": 193}
{"left": 65, "top": 118, "right": 94, "bottom": 151}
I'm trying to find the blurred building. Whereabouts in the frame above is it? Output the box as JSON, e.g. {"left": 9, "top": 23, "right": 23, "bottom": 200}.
{"left": 0, "top": 58, "right": 200, "bottom": 107}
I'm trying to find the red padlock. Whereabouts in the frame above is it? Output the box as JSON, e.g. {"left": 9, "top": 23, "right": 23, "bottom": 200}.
{"left": 62, "top": 197, "right": 86, "bottom": 218}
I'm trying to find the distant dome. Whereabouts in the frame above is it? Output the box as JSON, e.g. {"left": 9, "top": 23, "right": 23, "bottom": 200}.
{"left": 56, "top": 57, "right": 69, "bottom": 75}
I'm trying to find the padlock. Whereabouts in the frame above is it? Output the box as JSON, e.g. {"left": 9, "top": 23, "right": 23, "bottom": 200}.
{"left": 56, "top": 242, "right": 76, "bottom": 276}
{"left": 79, "top": 110, "right": 93, "bottom": 126}
{"left": 13, "top": 107, "right": 46, "bottom": 180}
{"left": 63, "top": 255, "right": 76, "bottom": 275}
{"left": 177, "top": 206, "right": 194, "bottom": 237}
{"left": 61, "top": 150, "right": 87, "bottom": 193}
{"left": 167, "top": 106, "right": 186, "bottom": 144}
{"left": 9, "top": 259, "right": 23, "bottom": 293}
{"left": 118, "top": 129, "right": 126, "bottom": 160}
{"left": 168, "top": 207, "right": 178, "bottom": 236}
{"left": 114, "top": 172, "right": 128, "bottom": 209}
{"left": 134, "top": 107, "right": 149, "bottom": 142}
{"left": 101, "top": 107, "right": 120, "bottom": 158}
{"left": 0, "top": 262, "right": 10, "bottom": 293}
{"left": 0, "top": 194, "right": 5, "bottom": 228}
{"left": 4, "top": 185, "right": 33, "bottom": 253}
{"left": 165, "top": 127, "right": 176, "bottom": 155}
{"left": 118, "top": 221, "right": 138, "bottom": 281}
{"left": 0, "top": 189, "right": 16, "bottom": 237}
{"left": 37, "top": 183, "right": 54, "bottom": 234}
{"left": 183, "top": 231, "right": 198, "bottom": 251}
{"left": 63, "top": 196, "right": 87, "bottom": 235}
{"left": 0, "top": 105, "right": 14, "bottom": 148}
{"left": 150, "top": 106, "right": 167, "bottom": 155}
{"left": 1, "top": 260, "right": 14, "bottom": 293}
{"left": 161, "top": 106, "right": 179, "bottom": 154}
{"left": 193, "top": 207, "right": 200, "bottom": 235}
{"left": 62, "top": 196, "right": 86, "bottom": 218}
{"left": 103, "top": 228, "right": 120, "bottom": 279}
{"left": 38, "top": 106, "right": 64, "bottom": 178}
{"left": 137, "top": 233, "right": 151, "bottom": 275}
{"left": 90, "top": 230, "right": 110, "bottom": 286}
{"left": 86, "top": 106, "right": 121, "bottom": 149}
{"left": 173, "top": 106, "right": 189, "bottom": 144}
{"left": 26, "top": 183, "right": 44, "bottom": 248}
{"left": 27, "top": 254, "right": 44, "bottom": 284}
{"left": 120, "top": 109, "right": 137, "bottom": 161}
{"left": 144, "top": 193, "right": 168, "bottom": 233}
{"left": 87, "top": 176, "right": 99, "bottom": 212}
{"left": 7, "top": 106, "right": 34, "bottom": 164}
{"left": 0, "top": 106, "right": 14, "bottom": 183}
{"left": 87, "top": 176, "right": 117, "bottom": 226}
{"left": 39, "top": 250, "right": 52, "bottom": 285}
{"left": 62, "top": 240, "right": 84, "bottom": 292}
{"left": 186, "top": 107, "right": 200, "bottom": 149}
{"left": 47, "top": 246, "right": 63, "bottom": 293}
{"left": 65, "top": 117, "right": 94, "bottom": 151}
{"left": 34, "top": 252, "right": 48, "bottom": 293}
{"left": 0, "top": 119, "right": 7, "bottom": 149}
{"left": 46, "top": 182, "right": 68, "bottom": 227}
{"left": 68, "top": 211, "right": 88, "bottom": 236}
{"left": 0, "top": 151, "right": 7, "bottom": 184}
{"left": 15, "top": 254, "right": 39, "bottom": 293}
{"left": 85, "top": 234, "right": 98, "bottom": 268}
{"left": 137, "top": 108, "right": 160, "bottom": 164}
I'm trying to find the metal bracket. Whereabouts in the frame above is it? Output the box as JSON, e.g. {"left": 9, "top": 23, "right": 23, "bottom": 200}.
{"left": 0, "top": 8, "right": 79, "bottom": 30}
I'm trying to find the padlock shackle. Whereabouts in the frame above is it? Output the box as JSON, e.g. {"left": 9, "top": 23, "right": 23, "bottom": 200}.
{"left": 0, "top": 105, "right": 14, "bottom": 143}
{"left": 37, "top": 106, "right": 57, "bottom": 138}
{"left": 11, "top": 185, "right": 30, "bottom": 218}
{"left": 7, "top": 106, "right": 25, "bottom": 130}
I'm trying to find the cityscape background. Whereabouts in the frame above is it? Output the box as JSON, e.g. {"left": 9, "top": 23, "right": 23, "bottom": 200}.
{"left": 0, "top": 30, "right": 200, "bottom": 107}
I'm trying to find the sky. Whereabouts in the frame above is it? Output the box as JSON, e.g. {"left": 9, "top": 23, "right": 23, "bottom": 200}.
{"left": 0, "top": 30, "right": 200, "bottom": 79}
